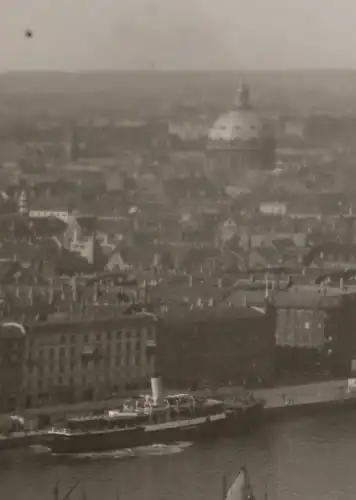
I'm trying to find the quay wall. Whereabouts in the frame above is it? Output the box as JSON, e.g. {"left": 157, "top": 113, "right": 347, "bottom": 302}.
{"left": 11, "top": 378, "right": 356, "bottom": 423}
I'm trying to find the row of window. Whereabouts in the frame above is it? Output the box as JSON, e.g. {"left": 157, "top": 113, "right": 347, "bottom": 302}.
{"left": 31, "top": 353, "right": 144, "bottom": 374}
{"left": 29, "top": 339, "right": 143, "bottom": 361}
{"left": 27, "top": 348, "right": 145, "bottom": 374}
{"left": 29, "top": 366, "right": 147, "bottom": 390}
{"left": 28, "top": 328, "right": 154, "bottom": 349}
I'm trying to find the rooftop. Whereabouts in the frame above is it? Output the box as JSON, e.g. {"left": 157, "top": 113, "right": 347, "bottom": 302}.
{"left": 224, "top": 283, "right": 356, "bottom": 310}
{"left": 158, "top": 305, "right": 266, "bottom": 323}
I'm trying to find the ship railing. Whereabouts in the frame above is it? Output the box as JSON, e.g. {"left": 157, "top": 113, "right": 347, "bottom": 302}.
{"left": 48, "top": 427, "right": 70, "bottom": 435}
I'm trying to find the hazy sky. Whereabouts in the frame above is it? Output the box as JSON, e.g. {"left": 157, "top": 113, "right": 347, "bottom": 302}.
{"left": 1, "top": 0, "right": 356, "bottom": 71}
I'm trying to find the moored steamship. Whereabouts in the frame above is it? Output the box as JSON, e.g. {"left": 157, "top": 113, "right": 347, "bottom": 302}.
{"left": 47, "top": 376, "right": 263, "bottom": 454}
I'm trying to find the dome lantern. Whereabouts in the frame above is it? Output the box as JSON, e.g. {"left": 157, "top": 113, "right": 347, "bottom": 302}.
{"left": 234, "top": 80, "right": 251, "bottom": 110}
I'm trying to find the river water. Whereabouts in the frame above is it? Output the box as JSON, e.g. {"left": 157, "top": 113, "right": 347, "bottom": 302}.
{"left": 1, "top": 411, "right": 356, "bottom": 500}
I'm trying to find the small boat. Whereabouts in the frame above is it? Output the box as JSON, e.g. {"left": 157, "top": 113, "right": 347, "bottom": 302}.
{"left": 47, "top": 377, "right": 264, "bottom": 455}
{"left": 223, "top": 466, "right": 257, "bottom": 500}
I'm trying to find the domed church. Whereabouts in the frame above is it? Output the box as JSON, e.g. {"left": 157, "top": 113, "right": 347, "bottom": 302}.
{"left": 206, "top": 81, "right": 275, "bottom": 182}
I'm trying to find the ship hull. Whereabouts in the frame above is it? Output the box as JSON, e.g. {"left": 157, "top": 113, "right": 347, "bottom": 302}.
{"left": 49, "top": 403, "right": 263, "bottom": 455}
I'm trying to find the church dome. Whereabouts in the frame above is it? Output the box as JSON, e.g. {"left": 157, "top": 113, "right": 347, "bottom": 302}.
{"left": 208, "top": 82, "right": 263, "bottom": 143}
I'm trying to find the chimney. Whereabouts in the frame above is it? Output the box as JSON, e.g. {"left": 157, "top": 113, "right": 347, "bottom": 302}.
{"left": 93, "top": 283, "right": 98, "bottom": 303}
{"left": 80, "top": 298, "right": 85, "bottom": 317}
{"left": 48, "top": 284, "right": 54, "bottom": 305}
{"left": 18, "top": 190, "right": 28, "bottom": 215}
{"left": 151, "top": 375, "right": 164, "bottom": 406}
{"left": 72, "top": 276, "right": 77, "bottom": 302}
{"left": 28, "top": 287, "right": 33, "bottom": 306}
{"left": 265, "top": 279, "right": 269, "bottom": 300}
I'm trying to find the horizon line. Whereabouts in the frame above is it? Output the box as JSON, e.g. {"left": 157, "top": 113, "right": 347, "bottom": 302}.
{"left": 1, "top": 68, "right": 356, "bottom": 75}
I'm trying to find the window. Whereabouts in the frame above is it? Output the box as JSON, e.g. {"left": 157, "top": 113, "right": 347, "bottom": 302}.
{"left": 60, "top": 335, "right": 66, "bottom": 345}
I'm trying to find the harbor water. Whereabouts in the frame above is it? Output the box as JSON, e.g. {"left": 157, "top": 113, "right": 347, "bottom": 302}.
{"left": 1, "top": 410, "right": 356, "bottom": 500}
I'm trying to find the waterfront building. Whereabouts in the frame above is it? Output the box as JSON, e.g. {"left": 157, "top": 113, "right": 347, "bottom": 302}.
{"left": 224, "top": 283, "right": 356, "bottom": 379}
{"left": 0, "top": 313, "right": 157, "bottom": 413}
{"left": 156, "top": 305, "right": 276, "bottom": 389}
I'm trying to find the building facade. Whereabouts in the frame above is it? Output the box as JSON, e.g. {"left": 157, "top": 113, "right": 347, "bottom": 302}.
{"left": 0, "top": 322, "right": 27, "bottom": 413}
{"left": 226, "top": 285, "right": 356, "bottom": 380}
{"left": 0, "top": 314, "right": 157, "bottom": 412}
{"left": 156, "top": 306, "right": 276, "bottom": 389}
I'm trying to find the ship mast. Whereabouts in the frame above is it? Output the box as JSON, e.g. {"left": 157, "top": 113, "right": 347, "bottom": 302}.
{"left": 55, "top": 480, "right": 81, "bottom": 500}
{"left": 222, "top": 475, "right": 227, "bottom": 500}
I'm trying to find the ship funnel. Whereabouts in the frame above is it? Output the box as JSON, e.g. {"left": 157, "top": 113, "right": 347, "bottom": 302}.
{"left": 151, "top": 375, "right": 164, "bottom": 406}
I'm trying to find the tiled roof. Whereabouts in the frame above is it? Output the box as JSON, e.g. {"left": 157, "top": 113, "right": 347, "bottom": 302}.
{"left": 147, "top": 276, "right": 228, "bottom": 307}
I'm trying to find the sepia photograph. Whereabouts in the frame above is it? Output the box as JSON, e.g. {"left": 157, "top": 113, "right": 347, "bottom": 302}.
{"left": 1, "top": 0, "right": 356, "bottom": 498}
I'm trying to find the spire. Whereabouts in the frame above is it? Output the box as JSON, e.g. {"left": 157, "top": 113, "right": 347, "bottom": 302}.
{"left": 234, "top": 80, "right": 251, "bottom": 110}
